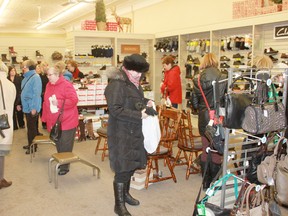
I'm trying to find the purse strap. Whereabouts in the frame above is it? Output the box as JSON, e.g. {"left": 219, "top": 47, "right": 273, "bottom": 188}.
{"left": 197, "top": 75, "right": 210, "bottom": 111}
{"left": 0, "top": 80, "right": 6, "bottom": 111}
{"left": 56, "top": 100, "right": 65, "bottom": 122}
{"left": 21, "top": 73, "right": 36, "bottom": 91}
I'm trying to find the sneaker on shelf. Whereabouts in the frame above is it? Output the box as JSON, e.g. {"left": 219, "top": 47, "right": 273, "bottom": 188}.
{"left": 233, "top": 60, "right": 245, "bottom": 65}
{"left": 187, "top": 55, "right": 194, "bottom": 63}
{"left": 232, "top": 53, "right": 244, "bottom": 59}
{"left": 220, "top": 62, "right": 230, "bottom": 68}
{"left": 193, "top": 58, "right": 200, "bottom": 65}
{"left": 220, "top": 56, "right": 230, "bottom": 61}
{"left": 281, "top": 53, "right": 288, "bottom": 59}
{"left": 264, "top": 47, "right": 279, "bottom": 55}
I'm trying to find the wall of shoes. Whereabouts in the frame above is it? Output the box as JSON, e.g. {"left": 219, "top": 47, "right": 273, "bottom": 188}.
{"left": 153, "top": 20, "right": 288, "bottom": 108}
{"left": 0, "top": 35, "right": 66, "bottom": 72}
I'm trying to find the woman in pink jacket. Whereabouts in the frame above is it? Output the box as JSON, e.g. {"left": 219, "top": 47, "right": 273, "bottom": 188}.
{"left": 160, "top": 55, "right": 182, "bottom": 108}
{"left": 42, "top": 67, "right": 78, "bottom": 175}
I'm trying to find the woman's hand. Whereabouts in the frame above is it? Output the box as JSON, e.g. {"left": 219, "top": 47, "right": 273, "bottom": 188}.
{"left": 141, "top": 109, "right": 148, "bottom": 119}
{"left": 147, "top": 100, "right": 153, "bottom": 107}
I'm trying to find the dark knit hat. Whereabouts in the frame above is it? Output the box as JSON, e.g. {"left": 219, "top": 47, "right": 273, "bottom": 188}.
{"left": 123, "top": 54, "right": 150, "bottom": 73}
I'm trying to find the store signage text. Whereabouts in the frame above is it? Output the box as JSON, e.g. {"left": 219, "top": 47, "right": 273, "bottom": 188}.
{"left": 121, "top": 45, "right": 140, "bottom": 54}
{"left": 274, "top": 25, "right": 288, "bottom": 39}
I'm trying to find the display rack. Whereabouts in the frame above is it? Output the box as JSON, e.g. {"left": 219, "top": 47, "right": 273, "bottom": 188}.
{"left": 216, "top": 67, "right": 288, "bottom": 208}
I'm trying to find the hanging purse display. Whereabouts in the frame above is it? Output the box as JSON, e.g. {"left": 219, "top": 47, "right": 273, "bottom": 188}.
{"left": 257, "top": 137, "right": 286, "bottom": 186}
{"left": 223, "top": 76, "right": 254, "bottom": 129}
{"left": 242, "top": 84, "right": 287, "bottom": 134}
{"left": 0, "top": 80, "right": 10, "bottom": 130}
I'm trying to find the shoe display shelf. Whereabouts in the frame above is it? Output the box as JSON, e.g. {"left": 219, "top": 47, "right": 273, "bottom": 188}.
{"left": 154, "top": 19, "right": 288, "bottom": 108}
{"left": 66, "top": 31, "right": 155, "bottom": 87}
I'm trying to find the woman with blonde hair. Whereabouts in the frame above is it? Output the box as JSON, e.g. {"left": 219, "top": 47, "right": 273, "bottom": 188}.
{"left": 190, "top": 53, "right": 227, "bottom": 189}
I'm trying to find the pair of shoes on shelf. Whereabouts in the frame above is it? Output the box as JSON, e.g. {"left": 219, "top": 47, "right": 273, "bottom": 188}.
{"left": 58, "top": 170, "right": 69, "bottom": 176}
{"left": 0, "top": 178, "right": 12, "bottom": 189}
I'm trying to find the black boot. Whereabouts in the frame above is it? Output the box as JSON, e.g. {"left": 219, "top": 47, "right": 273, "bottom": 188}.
{"left": 210, "top": 162, "right": 221, "bottom": 182}
{"left": 125, "top": 180, "right": 140, "bottom": 206}
{"left": 185, "top": 64, "right": 192, "bottom": 78}
{"left": 114, "top": 182, "right": 131, "bottom": 216}
{"left": 11, "top": 56, "right": 19, "bottom": 64}
{"left": 1, "top": 54, "right": 9, "bottom": 62}
{"left": 200, "top": 160, "right": 212, "bottom": 190}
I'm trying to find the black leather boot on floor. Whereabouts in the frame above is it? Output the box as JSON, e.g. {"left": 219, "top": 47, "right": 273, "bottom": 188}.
{"left": 114, "top": 182, "right": 131, "bottom": 216}
{"left": 125, "top": 180, "right": 140, "bottom": 206}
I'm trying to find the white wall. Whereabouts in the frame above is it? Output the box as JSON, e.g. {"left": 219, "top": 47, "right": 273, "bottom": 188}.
{"left": 130, "top": 0, "right": 288, "bottom": 37}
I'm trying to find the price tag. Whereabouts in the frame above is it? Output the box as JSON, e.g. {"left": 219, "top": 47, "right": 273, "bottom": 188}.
{"left": 263, "top": 110, "right": 268, "bottom": 117}
{"left": 197, "top": 203, "right": 206, "bottom": 215}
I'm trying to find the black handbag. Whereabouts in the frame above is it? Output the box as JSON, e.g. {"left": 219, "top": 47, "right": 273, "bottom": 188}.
{"left": 204, "top": 124, "right": 225, "bottom": 154}
{"left": 0, "top": 80, "right": 10, "bottom": 130}
{"left": 223, "top": 76, "right": 254, "bottom": 129}
{"left": 49, "top": 100, "right": 65, "bottom": 142}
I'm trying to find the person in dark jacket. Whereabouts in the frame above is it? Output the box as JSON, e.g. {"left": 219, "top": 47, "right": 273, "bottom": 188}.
{"left": 191, "top": 53, "right": 227, "bottom": 189}
{"left": 104, "top": 54, "right": 155, "bottom": 216}
{"left": 7, "top": 65, "right": 25, "bottom": 130}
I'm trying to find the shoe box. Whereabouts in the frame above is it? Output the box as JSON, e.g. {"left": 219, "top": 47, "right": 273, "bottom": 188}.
{"left": 130, "top": 169, "right": 153, "bottom": 190}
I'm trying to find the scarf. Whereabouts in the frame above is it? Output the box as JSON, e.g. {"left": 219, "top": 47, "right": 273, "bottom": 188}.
{"left": 123, "top": 67, "right": 141, "bottom": 88}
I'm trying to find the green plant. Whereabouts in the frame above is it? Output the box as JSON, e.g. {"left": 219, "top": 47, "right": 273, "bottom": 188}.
{"left": 95, "top": 0, "right": 107, "bottom": 22}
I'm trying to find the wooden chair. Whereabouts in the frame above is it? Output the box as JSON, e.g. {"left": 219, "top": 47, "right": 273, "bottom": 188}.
{"left": 94, "top": 117, "right": 109, "bottom": 161}
{"left": 145, "top": 107, "right": 182, "bottom": 189}
{"left": 173, "top": 109, "right": 202, "bottom": 180}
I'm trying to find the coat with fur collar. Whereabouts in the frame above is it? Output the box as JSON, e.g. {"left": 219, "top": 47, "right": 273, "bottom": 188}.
{"left": 104, "top": 67, "right": 148, "bottom": 173}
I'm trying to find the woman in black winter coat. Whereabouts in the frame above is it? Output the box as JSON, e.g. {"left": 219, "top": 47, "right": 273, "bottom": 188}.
{"left": 7, "top": 65, "right": 25, "bottom": 129}
{"left": 104, "top": 54, "right": 156, "bottom": 216}
{"left": 191, "top": 53, "right": 227, "bottom": 189}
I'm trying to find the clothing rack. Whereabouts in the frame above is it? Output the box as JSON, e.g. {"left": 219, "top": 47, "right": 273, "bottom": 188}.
{"left": 214, "top": 67, "right": 288, "bottom": 208}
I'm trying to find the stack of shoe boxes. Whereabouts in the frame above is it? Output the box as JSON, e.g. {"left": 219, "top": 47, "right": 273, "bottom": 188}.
{"left": 81, "top": 20, "right": 97, "bottom": 31}
{"left": 130, "top": 169, "right": 153, "bottom": 190}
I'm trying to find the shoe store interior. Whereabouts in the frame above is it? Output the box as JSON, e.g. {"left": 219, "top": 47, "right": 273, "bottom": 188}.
{"left": 1, "top": 0, "right": 288, "bottom": 215}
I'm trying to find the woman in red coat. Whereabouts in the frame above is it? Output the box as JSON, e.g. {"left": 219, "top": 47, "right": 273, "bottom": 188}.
{"left": 42, "top": 67, "right": 78, "bottom": 175}
{"left": 160, "top": 55, "right": 182, "bottom": 108}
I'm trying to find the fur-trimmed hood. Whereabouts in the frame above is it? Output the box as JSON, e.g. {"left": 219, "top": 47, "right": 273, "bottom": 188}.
{"left": 106, "top": 67, "right": 126, "bottom": 81}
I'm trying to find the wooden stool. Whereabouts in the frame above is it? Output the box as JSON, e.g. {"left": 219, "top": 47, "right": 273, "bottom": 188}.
{"left": 30, "top": 135, "right": 56, "bottom": 162}
{"left": 48, "top": 152, "right": 101, "bottom": 189}
{"left": 95, "top": 127, "right": 109, "bottom": 161}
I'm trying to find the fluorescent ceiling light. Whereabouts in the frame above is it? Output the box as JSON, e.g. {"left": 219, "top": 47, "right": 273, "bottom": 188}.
{"left": 36, "top": 3, "right": 86, "bottom": 30}
{"left": 0, "top": 0, "right": 10, "bottom": 16}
